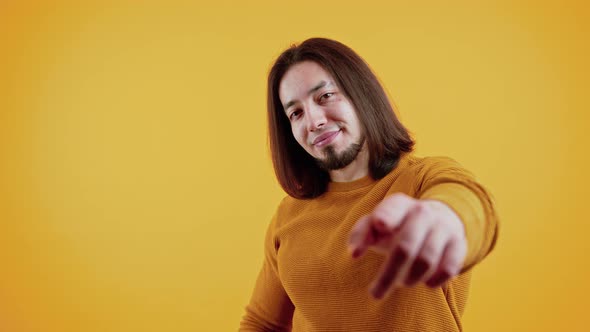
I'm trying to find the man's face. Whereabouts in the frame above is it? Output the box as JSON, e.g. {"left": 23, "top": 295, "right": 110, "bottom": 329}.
{"left": 278, "top": 61, "right": 365, "bottom": 171}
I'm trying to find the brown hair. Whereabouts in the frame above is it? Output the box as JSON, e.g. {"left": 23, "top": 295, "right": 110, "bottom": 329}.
{"left": 267, "top": 38, "right": 414, "bottom": 199}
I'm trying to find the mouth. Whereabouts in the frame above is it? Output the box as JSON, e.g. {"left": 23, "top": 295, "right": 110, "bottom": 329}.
{"left": 312, "top": 130, "right": 341, "bottom": 148}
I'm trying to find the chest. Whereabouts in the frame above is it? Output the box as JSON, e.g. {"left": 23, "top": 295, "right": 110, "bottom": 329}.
{"left": 275, "top": 195, "right": 384, "bottom": 306}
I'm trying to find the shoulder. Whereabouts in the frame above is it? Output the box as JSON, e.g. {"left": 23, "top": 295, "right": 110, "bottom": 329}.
{"left": 391, "top": 154, "right": 475, "bottom": 195}
{"left": 271, "top": 194, "right": 307, "bottom": 229}
{"left": 399, "top": 154, "right": 471, "bottom": 179}
{"left": 405, "top": 154, "right": 465, "bottom": 172}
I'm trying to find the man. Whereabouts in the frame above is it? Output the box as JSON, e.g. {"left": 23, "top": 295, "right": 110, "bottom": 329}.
{"left": 240, "top": 38, "right": 498, "bottom": 332}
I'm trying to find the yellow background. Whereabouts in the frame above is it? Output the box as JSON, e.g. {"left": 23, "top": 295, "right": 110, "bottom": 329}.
{"left": 1, "top": 1, "right": 588, "bottom": 331}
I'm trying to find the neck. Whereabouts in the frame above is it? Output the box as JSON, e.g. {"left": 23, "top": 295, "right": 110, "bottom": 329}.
{"left": 329, "top": 144, "right": 370, "bottom": 183}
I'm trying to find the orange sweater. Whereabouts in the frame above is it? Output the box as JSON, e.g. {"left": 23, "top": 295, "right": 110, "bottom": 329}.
{"left": 240, "top": 153, "right": 498, "bottom": 332}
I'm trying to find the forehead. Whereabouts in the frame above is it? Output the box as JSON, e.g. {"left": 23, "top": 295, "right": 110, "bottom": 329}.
{"left": 278, "top": 61, "right": 335, "bottom": 103}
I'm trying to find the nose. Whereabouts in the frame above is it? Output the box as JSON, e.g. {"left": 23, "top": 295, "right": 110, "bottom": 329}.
{"left": 305, "top": 105, "right": 327, "bottom": 132}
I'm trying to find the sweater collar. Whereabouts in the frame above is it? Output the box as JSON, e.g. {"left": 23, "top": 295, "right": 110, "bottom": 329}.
{"left": 327, "top": 175, "right": 376, "bottom": 192}
{"left": 326, "top": 152, "right": 411, "bottom": 192}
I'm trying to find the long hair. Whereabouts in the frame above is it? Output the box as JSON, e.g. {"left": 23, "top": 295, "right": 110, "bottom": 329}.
{"left": 268, "top": 38, "right": 414, "bottom": 199}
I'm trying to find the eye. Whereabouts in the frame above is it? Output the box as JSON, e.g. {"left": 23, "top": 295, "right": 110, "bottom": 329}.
{"left": 289, "top": 109, "right": 302, "bottom": 120}
{"left": 320, "top": 92, "right": 335, "bottom": 101}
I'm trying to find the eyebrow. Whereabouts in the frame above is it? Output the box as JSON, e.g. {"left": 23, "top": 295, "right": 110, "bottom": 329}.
{"left": 283, "top": 80, "right": 331, "bottom": 111}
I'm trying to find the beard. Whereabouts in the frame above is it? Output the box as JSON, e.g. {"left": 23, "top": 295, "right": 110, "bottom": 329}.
{"left": 314, "top": 136, "right": 366, "bottom": 171}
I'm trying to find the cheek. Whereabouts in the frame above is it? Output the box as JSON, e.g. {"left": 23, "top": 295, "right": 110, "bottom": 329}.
{"left": 291, "top": 125, "right": 306, "bottom": 145}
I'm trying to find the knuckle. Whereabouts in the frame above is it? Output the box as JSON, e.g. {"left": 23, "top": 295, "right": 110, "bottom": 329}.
{"left": 396, "top": 226, "right": 431, "bottom": 257}
{"left": 413, "top": 202, "right": 427, "bottom": 213}
{"left": 390, "top": 192, "right": 408, "bottom": 201}
{"left": 419, "top": 241, "right": 441, "bottom": 262}
{"left": 432, "top": 223, "right": 455, "bottom": 241}
{"left": 386, "top": 193, "right": 412, "bottom": 207}
{"left": 372, "top": 206, "right": 394, "bottom": 223}
{"left": 409, "top": 203, "right": 435, "bottom": 224}
{"left": 396, "top": 233, "right": 420, "bottom": 253}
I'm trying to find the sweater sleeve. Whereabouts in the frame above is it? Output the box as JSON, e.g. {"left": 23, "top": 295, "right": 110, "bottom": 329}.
{"left": 239, "top": 210, "right": 294, "bottom": 332}
{"left": 415, "top": 157, "right": 499, "bottom": 272}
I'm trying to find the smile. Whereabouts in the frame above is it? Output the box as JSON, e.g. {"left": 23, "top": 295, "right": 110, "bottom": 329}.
{"left": 313, "top": 130, "right": 341, "bottom": 147}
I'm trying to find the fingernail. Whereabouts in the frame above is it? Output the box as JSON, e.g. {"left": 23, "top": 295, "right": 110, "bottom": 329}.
{"left": 350, "top": 243, "right": 366, "bottom": 259}
{"left": 371, "top": 285, "right": 384, "bottom": 299}
{"left": 426, "top": 271, "right": 450, "bottom": 288}
{"left": 405, "top": 259, "right": 429, "bottom": 286}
